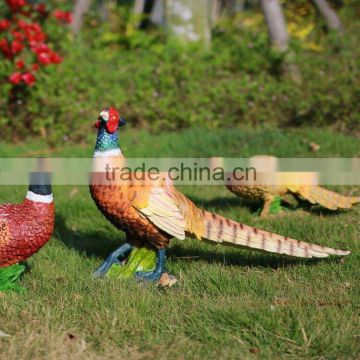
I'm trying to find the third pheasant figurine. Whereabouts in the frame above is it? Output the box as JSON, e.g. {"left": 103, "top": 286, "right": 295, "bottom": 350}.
{"left": 90, "top": 108, "right": 350, "bottom": 283}
{"left": 226, "top": 155, "right": 360, "bottom": 217}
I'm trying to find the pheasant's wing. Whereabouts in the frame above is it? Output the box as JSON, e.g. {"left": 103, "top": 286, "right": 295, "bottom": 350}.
{"left": 129, "top": 185, "right": 204, "bottom": 240}
{"left": 129, "top": 185, "right": 187, "bottom": 240}
{"left": 287, "top": 185, "right": 359, "bottom": 210}
{"left": 286, "top": 185, "right": 319, "bottom": 204}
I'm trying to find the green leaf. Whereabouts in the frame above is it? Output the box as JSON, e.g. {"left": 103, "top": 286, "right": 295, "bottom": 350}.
{"left": 0, "top": 264, "right": 26, "bottom": 293}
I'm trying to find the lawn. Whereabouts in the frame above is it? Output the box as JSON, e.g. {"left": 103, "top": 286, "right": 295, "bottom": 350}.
{"left": 0, "top": 127, "right": 359, "bottom": 359}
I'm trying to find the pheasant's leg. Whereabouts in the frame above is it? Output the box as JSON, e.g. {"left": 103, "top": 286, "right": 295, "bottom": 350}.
{"left": 135, "top": 248, "right": 166, "bottom": 282}
{"left": 260, "top": 196, "right": 274, "bottom": 217}
{"left": 93, "top": 243, "right": 133, "bottom": 278}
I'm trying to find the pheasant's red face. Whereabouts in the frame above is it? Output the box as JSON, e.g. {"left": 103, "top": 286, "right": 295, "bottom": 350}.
{"left": 95, "top": 107, "right": 126, "bottom": 133}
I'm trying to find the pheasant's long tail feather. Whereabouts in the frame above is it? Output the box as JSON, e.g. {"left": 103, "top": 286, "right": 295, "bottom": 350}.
{"left": 294, "top": 186, "right": 360, "bottom": 210}
{"left": 201, "top": 211, "right": 350, "bottom": 258}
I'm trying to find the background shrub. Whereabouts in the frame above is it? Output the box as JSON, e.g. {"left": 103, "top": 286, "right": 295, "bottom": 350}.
{"left": 0, "top": 0, "right": 359, "bottom": 143}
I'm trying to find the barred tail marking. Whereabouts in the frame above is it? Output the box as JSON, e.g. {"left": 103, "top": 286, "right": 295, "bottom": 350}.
{"left": 201, "top": 211, "right": 350, "bottom": 258}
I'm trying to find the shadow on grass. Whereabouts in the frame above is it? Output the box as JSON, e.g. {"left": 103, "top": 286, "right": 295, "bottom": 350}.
{"left": 189, "top": 195, "right": 261, "bottom": 214}
{"left": 167, "top": 243, "right": 328, "bottom": 270}
{"left": 190, "top": 195, "right": 347, "bottom": 218}
{"left": 55, "top": 214, "right": 331, "bottom": 270}
{"left": 54, "top": 214, "right": 124, "bottom": 259}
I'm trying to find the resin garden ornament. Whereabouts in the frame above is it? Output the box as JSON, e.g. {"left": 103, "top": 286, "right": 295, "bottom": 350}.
{"left": 90, "top": 107, "right": 351, "bottom": 285}
{"left": 226, "top": 155, "right": 360, "bottom": 217}
{"left": 0, "top": 171, "right": 54, "bottom": 291}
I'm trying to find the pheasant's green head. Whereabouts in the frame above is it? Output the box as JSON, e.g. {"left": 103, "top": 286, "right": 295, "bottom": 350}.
{"left": 94, "top": 107, "right": 126, "bottom": 152}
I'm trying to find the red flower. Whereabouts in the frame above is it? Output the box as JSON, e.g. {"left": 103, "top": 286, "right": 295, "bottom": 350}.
{"left": 53, "top": 10, "right": 73, "bottom": 24}
{"left": 6, "top": 0, "right": 26, "bottom": 13}
{"left": 11, "top": 30, "right": 25, "bottom": 41}
{"left": 9, "top": 72, "right": 22, "bottom": 85}
{"left": 49, "top": 52, "right": 63, "bottom": 64}
{"left": 37, "top": 52, "right": 51, "bottom": 65}
{"left": 11, "top": 40, "right": 24, "bottom": 54}
{"left": 3, "top": 2, "right": 67, "bottom": 88}
{"left": 35, "top": 3, "right": 47, "bottom": 15}
{"left": 22, "top": 72, "right": 36, "bottom": 86}
{"left": 17, "top": 19, "right": 27, "bottom": 29}
{"left": 32, "top": 43, "right": 61, "bottom": 65}
{"left": 0, "top": 19, "right": 11, "bottom": 32}
{"left": 0, "top": 38, "right": 9, "bottom": 52}
{"left": 0, "top": 38, "right": 12, "bottom": 59}
{"left": 22, "top": 22, "right": 47, "bottom": 46}
{"left": 16, "top": 59, "right": 25, "bottom": 69}
{"left": 32, "top": 43, "right": 50, "bottom": 55}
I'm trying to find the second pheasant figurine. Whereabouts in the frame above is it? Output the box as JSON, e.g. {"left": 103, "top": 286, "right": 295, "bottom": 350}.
{"left": 90, "top": 108, "right": 350, "bottom": 282}
{"left": 0, "top": 171, "right": 54, "bottom": 290}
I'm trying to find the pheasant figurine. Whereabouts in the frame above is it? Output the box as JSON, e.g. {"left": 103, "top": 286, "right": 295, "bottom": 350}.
{"left": 225, "top": 156, "right": 360, "bottom": 217}
{"left": 0, "top": 172, "right": 54, "bottom": 269}
{"left": 90, "top": 108, "right": 350, "bottom": 283}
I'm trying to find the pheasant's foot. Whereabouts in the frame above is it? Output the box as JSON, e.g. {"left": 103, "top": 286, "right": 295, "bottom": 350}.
{"left": 135, "top": 269, "right": 164, "bottom": 283}
{"left": 135, "top": 248, "right": 166, "bottom": 283}
{"left": 93, "top": 243, "right": 133, "bottom": 279}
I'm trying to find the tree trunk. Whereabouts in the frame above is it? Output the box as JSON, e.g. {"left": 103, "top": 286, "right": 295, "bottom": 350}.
{"left": 151, "top": 0, "right": 166, "bottom": 26}
{"left": 261, "top": 0, "right": 302, "bottom": 83}
{"left": 98, "top": 0, "right": 109, "bottom": 22}
{"left": 260, "top": 0, "right": 289, "bottom": 52}
{"left": 211, "top": 0, "right": 244, "bottom": 25}
{"left": 211, "top": 0, "right": 223, "bottom": 26}
{"left": 165, "top": 0, "right": 212, "bottom": 46}
{"left": 71, "top": 0, "right": 92, "bottom": 35}
{"left": 134, "top": 0, "right": 145, "bottom": 15}
{"left": 225, "top": 0, "right": 245, "bottom": 16}
{"left": 312, "top": 0, "right": 343, "bottom": 33}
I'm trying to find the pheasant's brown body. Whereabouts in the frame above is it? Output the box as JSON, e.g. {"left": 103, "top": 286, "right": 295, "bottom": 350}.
{"left": 90, "top": 179, "right": 204, "bottom": 249}
{"left": 90, "top": 184, "right": 171, "bottom": 248}
{"left": 0, "top": 199, "right": 55, "bottom": 268}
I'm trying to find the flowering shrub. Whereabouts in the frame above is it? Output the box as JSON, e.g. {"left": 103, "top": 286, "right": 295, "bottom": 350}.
{"left": 0, "top": 0, "right": 71, "bottom": 88}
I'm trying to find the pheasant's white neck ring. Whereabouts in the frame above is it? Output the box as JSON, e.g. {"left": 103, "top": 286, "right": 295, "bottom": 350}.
{"left": 26, "top": 191, "right": 54, "bottom": 204}
{"left": 93, "top": 148, "right": 122, "bottom": 158}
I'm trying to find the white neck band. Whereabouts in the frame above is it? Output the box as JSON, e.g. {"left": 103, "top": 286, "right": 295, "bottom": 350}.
{"left": 93, "top": 148, "right": 122, "bottom": 158}
{"left": 26, "top": 191, "right": 53, "bottom": 204}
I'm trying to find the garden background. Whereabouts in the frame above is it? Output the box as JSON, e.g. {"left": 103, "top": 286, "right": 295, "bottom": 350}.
{"left": 0, "top": 1, "right": 359, "bottom": 359}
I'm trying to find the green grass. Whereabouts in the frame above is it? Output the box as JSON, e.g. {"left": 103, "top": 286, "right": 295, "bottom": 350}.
{"left": 0, "top": 127, "right": 359, "bottom": 359}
